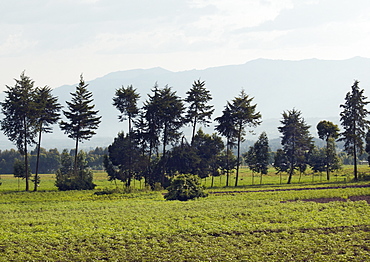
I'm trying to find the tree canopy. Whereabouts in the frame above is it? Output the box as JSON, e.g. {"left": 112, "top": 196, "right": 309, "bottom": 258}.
{"left": 339, "top": 80, "right": 370, "bottom": 180}
{"left": 0, "top": 72, "right": 38, "bottom": 191}
{"left": 278, "top": 109, "right": 313, "bottom": 184}
{"left": 60, "top": 75, "right": 101, "bottom": 173}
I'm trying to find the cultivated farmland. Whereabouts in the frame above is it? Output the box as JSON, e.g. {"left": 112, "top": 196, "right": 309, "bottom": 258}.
{"left": 0, "top": 170, "right": 369, "bottom": 261}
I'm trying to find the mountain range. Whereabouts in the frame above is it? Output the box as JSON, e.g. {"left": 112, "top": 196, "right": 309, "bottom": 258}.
{"left": 1, "top": 57, "right": 370, "bottom": 151}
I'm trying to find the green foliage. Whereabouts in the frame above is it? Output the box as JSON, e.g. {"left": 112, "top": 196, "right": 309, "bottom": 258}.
{"left": 339, "top": 80, "right": 370, "bottom": 180}
{"left": 184, "top": 79, "right": 214, "bottom": 142}
{"left": 278, "top": 109, "right": 314, "bottom": 184}
{"left": 226, "top": 90, "right": 262, "bottom": 187}
{"left": 59, "top": 75, "right": 101, "bottom": 143}
{"left": 0, "top": 72, "right": 38, "bottom": 191}
{"left": 107, "top": 132, "right": 145, "bottom": 187}
{"left": 33, "top": 86, "right": 61, "bottom": 191}
{"left": 0, "top": 185, "right": 369, "bottom": 261}
{"left": 164, "top": 174, "right": 208, "bottom": 201}
{"left": 113, "top": 85, "right": 140, "bottom": 132}
{"left": 215, "top": 105, "right": 238, "bottom": 186}
{"left": 59, "top": 75, "right": 101, "bottom": 173}
{"left": 192, "top": 129, "right": 224, "bottom": 178}
{"left": 316, "top": 121, "right": 341, "bottom": 180}
{"left": 13, "top": 159, "right": 31, "bottom": 179}
{"left": 317, "top": 120, "right": 340, "bottom": 141}
{"left": 55, "top": 150, "right": 96, "bottom": 191}
{"left": 245, "top": 132, "right": 269, "bottom": 177}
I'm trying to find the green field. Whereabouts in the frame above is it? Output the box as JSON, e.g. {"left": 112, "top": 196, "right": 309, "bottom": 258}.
{"left": 0, "top": 167, "right": 370, "bottom": 261}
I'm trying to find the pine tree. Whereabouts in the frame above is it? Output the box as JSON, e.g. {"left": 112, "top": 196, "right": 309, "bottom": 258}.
{"left": 0, "top": 72, "right": 38, "bottom": 191}
{"left": 59, "top": 75, "right": 101, "bottom": 174}
{"left": 215, "top": 105, "right": 237, "bottom": 186}
{"left": 339, "top": 80, "right": 370, "bottom": 180}
{"left": 113, "top": 85, "right": 140, "bottom": 134}
{"left": 33, "top": 86, "right": 61, "bottom": 191}
{"left": 184, "top": 80, "right": 214, "bottom": 144}
{"left": 278, "top": 109, "right": 313, "bottom": 184}
{"left": 228, "top": 90, "right": 261, "bottom": 187}
{"left": 113, "top": 85, "right": 140, "bottom": 186}
{"left": 245, "top": 132, "right": 269, "bottom": 184}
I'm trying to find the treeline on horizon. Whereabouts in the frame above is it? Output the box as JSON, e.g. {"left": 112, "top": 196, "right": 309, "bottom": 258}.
{"left": 0, "top": 72, "right": 369, "bottom": 191}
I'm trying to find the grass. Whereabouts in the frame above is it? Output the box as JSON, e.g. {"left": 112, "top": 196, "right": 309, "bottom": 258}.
{"left": 0, "top": 166, "right": 369, "bottom": 261}
{"left": 1, "top": 165, "right": 368, "bottom": 193}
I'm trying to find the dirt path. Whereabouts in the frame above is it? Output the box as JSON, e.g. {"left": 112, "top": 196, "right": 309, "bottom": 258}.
{"left": 209, "top": 184, "right": 370, "bottom": 195}
{"left": 281, "top": 195, "right": 370, "bottom": 204}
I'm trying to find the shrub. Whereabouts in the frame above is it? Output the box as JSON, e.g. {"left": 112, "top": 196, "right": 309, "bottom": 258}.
{"left": 164, "top": 174, "right": 208, "bottom": 201}
{"left": 55, "top": 169, "right": 96, "bottom": 191}
{"left": 55, "top": 150, "right": 96, "bottom": 191}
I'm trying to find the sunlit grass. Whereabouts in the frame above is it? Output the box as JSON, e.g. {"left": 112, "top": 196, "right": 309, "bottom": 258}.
{"left": 0, "top": 165, "right": 369, "bottom": 193}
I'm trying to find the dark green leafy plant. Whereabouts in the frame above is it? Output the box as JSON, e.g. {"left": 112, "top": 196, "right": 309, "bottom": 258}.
{"left": 55, "top": 150, "right": 95, "bottom": 191}
{"left": 164, "top": 174, "right": 208, "bottom": 201}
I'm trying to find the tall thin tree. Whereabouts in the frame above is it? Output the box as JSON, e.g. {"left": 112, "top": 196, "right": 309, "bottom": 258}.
{"left": 156, "top": 85, "right": 185, "bottom": 185}
{"left": 215, "top": 105, "right": 237, "bottom": 186}
{"left": 0, "top": 72, "right": 38, "bottom": 191}
{"left": 113, "top": 85, "right": 140, "bottom": 186}
{"left": 228, "top": 90, "right": 261, "bottom": 187}
{"left": 33, "top": 86, "right": 61, "bottom": 191}
{"left": 184, "top": 80, "right": 214, "bottom": 144}
{"left": 113, "top": 85, "right": 140, "bottom": 134}
{"left": 339, "top": 80, "right": 370, "bottom": 180}
{"left": 59, "top": 75, "right": 101, "bottom": 174}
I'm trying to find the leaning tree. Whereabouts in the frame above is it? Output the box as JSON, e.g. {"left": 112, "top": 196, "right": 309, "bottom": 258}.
{"left": 0, "top": 72, "right": 38, "bottom": 191}
{"left": 339, "top": 80, "right": 370, "bottom": 180}
{"left": 59, "top": 75, "right": 101, "bottom": 174}
{"left": 278, "top": 109, "right": 313, "bottom": 184}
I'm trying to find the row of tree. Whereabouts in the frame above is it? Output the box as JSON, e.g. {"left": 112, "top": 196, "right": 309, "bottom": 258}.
{"left": 105, "top": 79, "right": 370, "bottom": 188}
{"left": 0, "top": 147, "right": 107, "bottom": 175}
{"left": 1, "top": 71, "right": 369, "bottom": 191}
{"left": 0, "top": 73, "right": 101, "bottom": 191}
{"left": 104, "top": 80, "right": 261, "bottom": 188}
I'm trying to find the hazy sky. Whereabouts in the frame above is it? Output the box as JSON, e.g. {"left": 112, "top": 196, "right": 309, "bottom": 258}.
{"left": 1, "top": 0, "right": 370, "bottom": 91}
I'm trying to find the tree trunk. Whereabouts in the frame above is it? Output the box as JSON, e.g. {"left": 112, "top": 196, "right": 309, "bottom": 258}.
{"left": 326, "top": 138, "right": 330, "bottom": 181}
{"left": 74, "top": 136, "right": 79, "bottom": 176}
{"left": 191, "top": 117, "right": 197, "bottom": 145}
{"left": 24, "top": 117, "right": 29, "bottom": 191}
{"left": 287, "top": 165, "right": 293, "bottom": 184}
{"left": 235, "top": 127, "right": 242, "bottom": 187}
{"left": 161, "top": 126, "right": 168, "bottom": 186}
{"left": 226, "top": 140, "right": 230, "bottom": 187}
{"left": 34, "top": 127, "right": 42, "bottom": 191}
{"left": 128, "top": 117, "right": 133, "bottom": 188}
{"left": 353, "top": 144, "right": 358, "bottom": 180}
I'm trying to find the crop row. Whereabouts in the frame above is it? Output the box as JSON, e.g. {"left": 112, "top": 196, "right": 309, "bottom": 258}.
{"left": 0, "top": 186, "right": 369, "bottom": 261}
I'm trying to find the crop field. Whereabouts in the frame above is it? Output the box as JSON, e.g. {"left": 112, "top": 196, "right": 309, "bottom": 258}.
{"left": 0, "top": 168, "right": 370, "bottom": 261}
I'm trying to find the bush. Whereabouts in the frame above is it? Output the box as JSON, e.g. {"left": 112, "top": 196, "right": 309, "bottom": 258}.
{"left": 164, "top": 174, "right": 208, "bottom": 201}
{"left": 55, "top": 150, "right": 96, "bottom": 191}
{"left": 55, "top": 169, "right": 96, "bottom": 191}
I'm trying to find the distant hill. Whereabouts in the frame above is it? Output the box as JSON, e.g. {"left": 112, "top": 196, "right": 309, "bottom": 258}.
{"left": 1, "top": 57, "right": 370, "bottom": 150}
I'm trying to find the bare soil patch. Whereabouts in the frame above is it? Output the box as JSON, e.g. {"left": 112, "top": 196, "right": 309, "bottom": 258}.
{"left": 282, "top": 195, "right": 370, "bottom": 204}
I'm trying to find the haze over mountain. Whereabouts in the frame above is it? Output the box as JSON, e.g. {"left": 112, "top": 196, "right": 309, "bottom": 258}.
{"left": 1, "top": 57, "right": 370, "bottom": 150}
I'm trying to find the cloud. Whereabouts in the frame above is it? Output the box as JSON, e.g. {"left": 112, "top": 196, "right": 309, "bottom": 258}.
{"left": 238, "top": 0, "right": 370, "bottom": 32}
{"left": 0, "top": 0, "right": 218, "bottom": 54}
